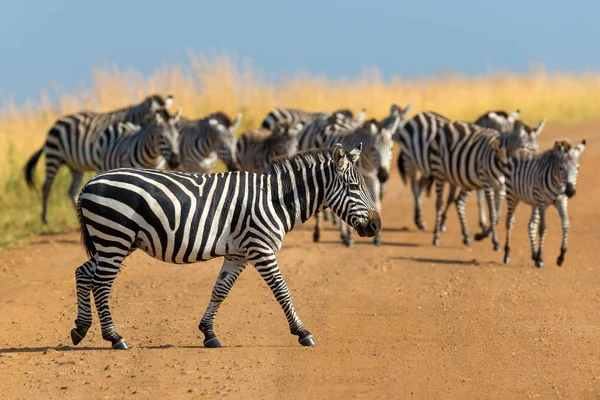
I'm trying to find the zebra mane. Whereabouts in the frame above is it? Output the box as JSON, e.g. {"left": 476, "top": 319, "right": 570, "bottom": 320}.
{"left": 206, "top": 111, "right": 233, "bottom": 127}
{"left": 265, "top": 148, "right": 331, "bottom": 175}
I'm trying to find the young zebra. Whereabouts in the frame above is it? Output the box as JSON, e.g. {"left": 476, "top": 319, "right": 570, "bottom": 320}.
{"left": 71, "top": 144, "right": 381, "bottom": 349}
{"left": 314, "top": 118, "right": 399, "bottom": 247}
{"left": 24, "top": 94, "right": 173, "bottom": 223}
{"left": 235, "top": 121, "right": 303, "bottom": 173}
{"left": 176, "top": 112, "right": 242, "bottom": 173}
{"left": 93, "top": 109, "right": 182, "bottom": 172}
{"left": 503, "top": 139, "right": 586, "bottom": 268}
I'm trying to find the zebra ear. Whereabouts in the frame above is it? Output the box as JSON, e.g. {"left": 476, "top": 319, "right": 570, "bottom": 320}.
{"left": 509, "top": 108, "right": 520, "bottom": 122}
{"left": 332, "top": 143, "right": 348, "bottom": 170}
{"left": 390, "top": 104, "right": 400, "bottom": 116}
{"left": 232, "top": 113, "right": 243, "bottom": 132}
{"left": 356, "top": 109, "right": 367, "bottom": 123}
{"left": 155, "top": 112, "right": 165, "bottom": 124}
{"left": 164, "top": 95, "right": 173, "bottom": 109}
{"left": 172, "top": 107, "right": 182, "bottom": 123}
{"left": 402, "top": 103, "right": 414, "bottom": 119}
{"left": 348, "top": 143, "right": 362, "bottom": 164}
{"left": 532, "top": 119, "right": 546, "bottom": 137}
{"left": 577, "top": 138, "right": 586, "bottom": 154}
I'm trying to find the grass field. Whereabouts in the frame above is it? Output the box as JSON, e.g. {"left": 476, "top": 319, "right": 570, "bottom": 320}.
{"left": 2, "top": 53, "right": 600, "bottom": 249}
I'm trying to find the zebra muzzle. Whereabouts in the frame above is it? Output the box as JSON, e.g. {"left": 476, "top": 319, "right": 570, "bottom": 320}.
{"left": 565, "top": 183, "right": 576, "bottom": 198}
{"left": 377, "top": 167, "right": 390, "bottom": 184}
{"left": 168, "top": 154, "right": 181, "bottom": 169}
{"left": 356, "top": 210, "right": 382, "bottom": 237}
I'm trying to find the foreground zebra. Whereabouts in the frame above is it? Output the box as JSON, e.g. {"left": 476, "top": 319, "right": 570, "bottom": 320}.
{"left": 71, "top": 144, "right": 381, "bottom": 349}
{"left": 24, "top": 94, "right": 173, "bottom": 223}
{"left": 94, "top": 108, "right": 182, "bottom": 172}
{"left": 176, "top": 112, "right": 242, "bottom": 173}
{"left": 235, "top": 121, "right": 303, "bottom": 173}
{"left": 503, "top": 139, "right": 586, "bottom": 268}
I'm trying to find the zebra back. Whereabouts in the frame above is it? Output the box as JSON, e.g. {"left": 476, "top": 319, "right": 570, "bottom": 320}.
{"left": 474, "top": 108, "right": 520, "bottom": 133}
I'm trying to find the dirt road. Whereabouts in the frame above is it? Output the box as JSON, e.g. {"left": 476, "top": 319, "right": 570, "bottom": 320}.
{"left": 1, "top": 122, "right": 599, "bottom": 399}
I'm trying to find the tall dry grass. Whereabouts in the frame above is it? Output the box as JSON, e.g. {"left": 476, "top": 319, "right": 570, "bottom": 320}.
{"left": 1, "top": 53, "right": 600, "bottom": 248}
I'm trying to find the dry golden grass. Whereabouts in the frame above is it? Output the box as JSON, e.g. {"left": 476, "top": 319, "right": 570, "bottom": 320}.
{"left": 1, "top": 53, "right": 600, "bottom": 248}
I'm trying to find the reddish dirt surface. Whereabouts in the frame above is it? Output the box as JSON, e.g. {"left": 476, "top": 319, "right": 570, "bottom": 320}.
{"left": 1, "top": 122, "right": 599, "bottom": 400}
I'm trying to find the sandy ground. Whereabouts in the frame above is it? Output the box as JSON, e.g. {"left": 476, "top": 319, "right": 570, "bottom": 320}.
{"left": 1, "top": 122, "right": 599, "bottom": 400}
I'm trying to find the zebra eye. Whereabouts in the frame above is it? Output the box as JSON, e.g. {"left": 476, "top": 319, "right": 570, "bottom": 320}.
{"left": 348, "top": 183, "right": 361, "bottom": 190}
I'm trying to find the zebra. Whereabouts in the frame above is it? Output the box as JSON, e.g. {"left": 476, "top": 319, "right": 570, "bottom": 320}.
{"left": 24, "top": 94, "right": 173, "bottom": 223}
{"left": 261, "top": 107, "right": 365, "bottom": 132}
{"left": 474, "top": 108, "right": 521, "bottom": 132}
{"left": 313, "top": 117, "right": 400, "bottom": 247}
{"left": 296, "top": 109, "right": 367, "bottom": 152}
{"left": 394, "top": 111, "right": 452, "bottom": 231}
{"left": 235, "top": 121, "right": 303, "bottom": 173}
{"left": 176, "top": 112, "right": 242, "bottom": 173}
{"left": 442, "top": 118, "right": 546, "bottom": 238}
{"left": 503, "top": 139, "right": 586, "bottom": 268}
{"left": 93, "top": 108, "right": 182, "bottom": 172}
{"left": 70, "top": 143, "right": 381, "bottom": 350}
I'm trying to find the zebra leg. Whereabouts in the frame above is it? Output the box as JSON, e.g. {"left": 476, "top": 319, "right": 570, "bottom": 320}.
{"left": 455, "top": 189, "right": 473, "bottom": 247}
{"left": 199, "top": 256, "right": 247, "bottom": 348}
{"left": 369, "top": 177, "right": 382, "bottom": 246}
{"left": 70, "top": 258, "right": 97, "bottom": 346}
{"left": 331, "top": 212, "right": 338, "bottom": 227}
{"left": 528, "top": 207, "right": 540, "bottom": 265}
{"left": 313, "top": 211, "right": 321, "bottom": 242}
{"left": 440, "top": 184, "right": 457, "bottom": 233}
{"left": 483, "top": 188, "right": 501, "bottom": 251}
{"left": 503, "top": 198, "right": 518, "bottom": 264}
{"left": 413, "top": 175, "right": 428, "bottom": 231}
{"left": 342, "top": 221, "right": 354, "bottom": 248}
{"left": 91, "top": 257, "right": 129, "bottom": 349}
{"left": 477, "top": 190, "right": 489, "bottom": 235}
{"left": 249, "top": 253, "right": 314, "bottom": 347}
{"left": 535, "top": 207, "right": 548, "bottom": 268}
{"left": 555, "top": 198, "right": 569, "bottom": 266}
{"left": 41, "top": 158, "right": 62, "bottom": 224}
{"left": 68, "top": 169, "right": 85, "bottom": 208}
{"left": 323, "top": 209, "right": 331, "bottom": 222}
{"left": 432, "top": 181, "right": 445, "bottom": 246}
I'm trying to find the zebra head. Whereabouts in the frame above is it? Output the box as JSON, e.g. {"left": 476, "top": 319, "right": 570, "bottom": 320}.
{"left": 154, "top": 108, "right": 182, "bottom": 169}
{"left": 386, "top": 104, "right": 414, "bottom": 141}
{"left": 511, "top": 119, "right": 546, "bottom": 153}
{"left": 208, "top": 113, "right": 242, "bottom": 171}
{"left": 555, "top": 139, "right": 586, "bottom": 198}
{"left": 327, "top": 143, "right": 381, "bottom": 238}
{"left": 146, "top": 94, "right": 174, "bottom": 111}
{"left": 359, "top": 119, "right": 394, "bottom": 183}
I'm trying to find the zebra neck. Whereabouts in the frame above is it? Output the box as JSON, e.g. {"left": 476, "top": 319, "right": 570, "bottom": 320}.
{"left": 137, "top": 127, "right": 161, "bottom": 160}
{"left": 268, "top": 161, "right": 331, "bottom": 232}
{"left": 194, "top": 128, "right": 220, "bottom": 158}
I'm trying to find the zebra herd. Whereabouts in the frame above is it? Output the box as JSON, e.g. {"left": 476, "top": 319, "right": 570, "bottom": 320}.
{"left": 23, "top": 93, "right": 586, "bottom": 349}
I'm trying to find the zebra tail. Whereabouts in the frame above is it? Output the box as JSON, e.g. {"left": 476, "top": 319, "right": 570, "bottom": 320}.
{"left": 77, "top": 195, "right": 96, "bottom": 259}
{"left": 24, "top": 148, "right": 44, "bottom": 189}
{"left": 397, "top": 151, "right": 409, "bottom": 185}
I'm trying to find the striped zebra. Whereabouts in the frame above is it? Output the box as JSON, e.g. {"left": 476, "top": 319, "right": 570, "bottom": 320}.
{"left": 71, "top": 144, "right": 381, "bottom": 349}
{"left": 24, "top": 94, "right": 173, "bottom": 223}
{"left": 314, "top": 117, "right": 399, "bottom": 247}
{"left": 503, "top": 139, "right": 586, "bottom": 268}
{"left": 443, "top": 118, "right": 546, "bottom": 238}
{"left": 176, "top": 112, "right": 242, "bottom": 173}
{"left": 474, "top": 108, "right": 521, "bottom": 132}
{"left": 296, "top": 109, "right": 366, "bottom": 152}
{"left": 235, "top": 121, "right": 303, "bottom": 173}
{"left": 93, "top": 108, "right": 182, "bottom": 172}
{"left": 261, "top": 107, "right": 365, "bottom": 132}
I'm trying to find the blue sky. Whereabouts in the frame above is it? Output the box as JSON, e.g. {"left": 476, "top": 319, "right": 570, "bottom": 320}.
{"left": 2, "top": 0, "right": 599, "bottom": 106}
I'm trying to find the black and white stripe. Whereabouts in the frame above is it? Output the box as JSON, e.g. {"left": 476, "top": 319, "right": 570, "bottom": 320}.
{"left": 261, "top": 107, "right": 364, "bottom": 133}
{"left": 94, "top": 109, "right": 182, "bottom": 172}
{"left": 71, "top": 144, "right": 381, "bottom": 349}
{"left": 503, "top": 139, "right": 586, "bottom": 268}
{"left": 474, "top": 108, "right": 521, "bottom": 133}
{"left": 176, "top": 112, "right": 242, "bottom": 173}
{"left": 235, "top": 121, "right": 303, "bottom": 173}
{"left": 24, "top": 94, "right": 173, "bottom": 223}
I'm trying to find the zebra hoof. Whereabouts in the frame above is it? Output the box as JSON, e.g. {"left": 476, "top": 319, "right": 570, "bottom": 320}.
{"left": 298, "top": 334, "right": 316, "bottom": 347}
{"left": 313, "top": 232, "right": 320, "bottom": 243}
{"left": 463, "top": 237, "right": 471, "bottom": 247}
{"left": 374, "top": 237, "right": 381, "bottom": 247}
{"left": 441, "top": 224, "right": 447, "bottom": 233}
{"left": 504, "top": 255, "right": 511, "bottom": 264}
{"left": 493, "top": 244, "right": 502, "bottom": 252}
{"left": 111, "top": 338, "right": 129, "bottom": 350}
{"left": 70, "top": 328, "right": 85, "bottom": 346}
{"left": 557, "top": 256, "right": 564, "bottom": 267}
{"left": 203, "top": 337, "right": 222, "bottom": 348}
{"left": 417, "top": 223, "right": 427, "bottom": 231}
{"left": 474, "top": 232, "right": 486, "bottom": 241}
{"left": 432, "top": 237, "right": 440, "bottom": 246}
{"left": 323, "top": 213, "right": 330, "bottom": 222}
{"left": 535, "top": 260, "right": 544, "bottom": 269}
{"left": 343, "top": 240, "right": 354, "bottom": 248}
